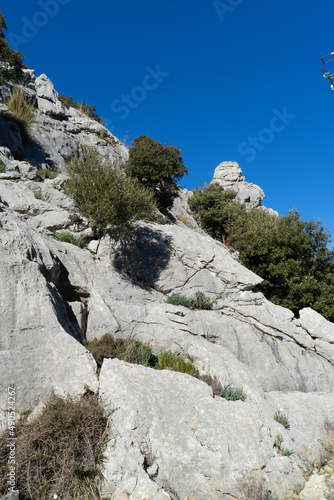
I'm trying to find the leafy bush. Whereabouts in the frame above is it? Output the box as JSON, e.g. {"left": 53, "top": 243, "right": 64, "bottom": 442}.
{"left": 274, "top": 410, "right": 290, "bottom": 429}
{"left": 5, "top": 90, "right": 33, "bottom": 143}
{"left": 126, "top": 135, "right": 188, "bottom": 209}
{"left": 189, "top": 183, "right": 334, "bottom": 322}
{"left": 221, "top": 384, "right": 246, "bottom": 401}
{"left": 59, "top": 94, "right": 103, "bottom": 123}
{"left": 189, "top": 291, "right": 215, "bottom": 310}
{"left": 166, "top": 293, "right": 191, "bottom": 307}
{"left": 65, "top": 147, "right": 155, "bottom": 240}
{"left": 0, "top": 392, "right": 108, "bottom": 499}
{"left": 52, "top": 231, "right": 86, "bottom": 248}
{"left": 0, "top": 11, "right": 24, "bottom": 83}
{"left": 83, "top": 334, "right": 157, "bottom": 368}
{"left": 39, "top": 167, "right": 58, "bottom": 179}
{"left": 188, "top": 183, "right": 247, "bottom": 242}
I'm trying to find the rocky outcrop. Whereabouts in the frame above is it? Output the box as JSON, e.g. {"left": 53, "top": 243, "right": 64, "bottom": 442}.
{"left": 212, "top": 161, "right": 278, "bottom": 214}
{"left": 0, "top": 69, "right": 334, "bottom": 499}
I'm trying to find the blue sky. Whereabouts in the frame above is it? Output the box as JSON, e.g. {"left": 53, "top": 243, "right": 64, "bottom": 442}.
{"left": 3, "top": 0, "right": 334, "bottom": 237}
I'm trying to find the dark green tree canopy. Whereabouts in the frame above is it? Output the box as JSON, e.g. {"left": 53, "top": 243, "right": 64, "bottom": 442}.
{"left": 188, "top": 183, "right": 334, "bottom": 322}
{"left": 0, "top": 12, "right": 24, "bottom": 84}
{"left": 126, "top": 135, "right": 188, "bottom": 209}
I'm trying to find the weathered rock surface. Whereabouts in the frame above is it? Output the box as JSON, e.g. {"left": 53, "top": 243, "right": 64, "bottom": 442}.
{"left": 1, "top": 70, "right": 334, "bottom": 499}
{"left": 212, "top": 160, "right": 267, "bottom": 210}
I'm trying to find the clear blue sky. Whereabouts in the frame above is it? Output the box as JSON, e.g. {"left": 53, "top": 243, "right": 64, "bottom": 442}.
{"left": 3, "top": 0, "right": 334, "bottom": 236}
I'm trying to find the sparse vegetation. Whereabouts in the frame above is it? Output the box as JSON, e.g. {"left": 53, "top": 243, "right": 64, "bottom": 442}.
{"left": 189, "top": 291, "right": 215, "bottom": 310}
{"left": 52, "top": 231, "right": 86, "bottom": 248}
{"left": 0, "top": 161, "right": 5, "bottom": 173}
{"left": 65, "top": 147, "right": 155, "bottom": 240}
{"left": 220, "top": 384, "right": 247, "bottom": 401}
{"left": 5, "top": 90, "right": 34, "bottom": 143}
{"left": 155, "top": 350, "right": 198, "bottom": 376}
{"left": 0, "top": 392, "right": 109, "bottom": 499}
{"left": 166, "top": 291, "right": 215, "bottom": 310}
{"left": 83, "top": 334, "right": 157, "bottom": 368}
{"left": 0, "top": 11, "right": 24, "bottom": 83}
{"left": 126, "top": 135, "right": 188, "bottom": 209}
{"left": 237, "top": 470, "right": 277, "bottom": 500}
{"left": 39, "top": 167, "right": 58, "bottom": 179}
{"left": 32, "top": 188, "right": 51, "bottom": 203}
{"left": 59, "top": 94, "right": 103, "bottom": 123}
{"left": 274, "top": 410, "right": 290, "bottom": 429}
{"left": 166, "top": 293, "right": 191, "bottom": 307}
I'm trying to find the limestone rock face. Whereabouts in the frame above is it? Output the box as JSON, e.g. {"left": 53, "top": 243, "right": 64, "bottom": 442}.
{"left": 212, "top": 161, "right": 265, "bottom": 209}
{"left": 1, "top": 69, "right": 334, "bottom": 499}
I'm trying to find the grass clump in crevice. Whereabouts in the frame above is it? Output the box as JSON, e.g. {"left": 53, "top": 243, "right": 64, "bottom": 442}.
{"left": 221, "top": 383, "right": 246, "bottom": 401}
{"left": 166, "top": 291, "right": 216, "bottom": 310}
{"left": 0, "top": 161, "right": 5, "bottom": 173}
{"left": 5, "top": 90, "right": 34, "bottom": 144}
{"left": 154, "top": 350, "right": 198, "bottom": 376}
{"left": 0, "top": 392, "right": 109, "bottom": 499}
{"left": 166, "top": 293, "right": 190, "bottom": 307}
{"left": 52, "top": 231, "right": 86, "bottom": 248}
{"left": 274, "top": 410, "right": 290, "bottom": 429}
{"left": 237, "top": 470, "right": 278, "bottom": 500}
{"left": 83, "top": 334, "right": 157, "bottom": 368}
{"left": 39, "top": 167, "right": 58, "bottom": 179}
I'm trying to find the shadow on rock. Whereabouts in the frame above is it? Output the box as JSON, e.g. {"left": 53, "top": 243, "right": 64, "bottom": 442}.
{"left": 113, "top": 226, "right": 173, "bottom": 288}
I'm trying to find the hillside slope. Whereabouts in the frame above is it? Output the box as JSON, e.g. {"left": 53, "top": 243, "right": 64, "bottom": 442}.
{"left": 0, "top": 70, "right": 334, "bottom": 499}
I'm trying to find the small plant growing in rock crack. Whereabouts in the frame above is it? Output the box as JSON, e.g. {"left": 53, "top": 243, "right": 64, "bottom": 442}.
{"left": 31, "top": 188, "right": 52, "bottom": 202}
{"left": 6, "top": 90, "right": 34, "bottom": 144}
{"left": 38, "top": 167, "right": 58, "bottom": 179}
{"left": 166, "top": 294, "right": 190, "bottom": 307}
{"left": 189, "top": 291, "right": 215, "bottom": 310}
{"left": 281, "top": 448, "right": 294, "bottom": 457}
{"left": 237, "top": 470, "right": 277, "bottom": 500}
{"left": 0, "top": 161, "right": 5, "bottom": 173}
{"left": 274, "top": 410, "right": 290, "bottom": 429}
{"left": 166, "top": 291, "right": 215, "bottom": 310}
{"left": 154, "top": 350, "right": 198, "bottom": 376}
{"left": 220, "top": 384, "right": 247, "bottom": 401}
{"left": 52, "top": 231, "right": 86, "bottom": 248}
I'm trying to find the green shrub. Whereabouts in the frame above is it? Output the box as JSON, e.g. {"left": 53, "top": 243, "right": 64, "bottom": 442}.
{"left": 65, "top": 147, "right": 155, "bottom": 240}
{"left": 155, "top": 350, "right": 198, "bottom": 376}
{"left": 274, "top": 410, "right": 290, "bottom": 429}
{"left": 189, "top": 182, "right": 334, "bottom": 322}
{"left": 39, "top": 167, "right": 58, "bottom": 179}
{"left": 83, "top": 334, "right": 157, "bottom": 367}
{"left": 0, "top": 392, "right": 108, "bottom": 499}
{"left": 188, "top": 183, "right": 247, "bottom": 242}
{"left": 126, "top": 135, "right": 188, "bottom": 209}
{"left": 52, "top": 231, "right": 86, "bottom": 248}
{"left": 0, "top": 11, "right": 24, "bottom": 83}
{"left": 5, "top": 90, "right": 33, "bottom": 143}
{"left": 221, "top": 384, "right": 246, "bottom": 401}
{"left": 166, "top": 293, "right": 190, "bottom": 307}
{"left": 0, "top": 161, "right": 5, "bottom": 173}
{"left": 189, "top": 291, "right": 215, "bottom": 310}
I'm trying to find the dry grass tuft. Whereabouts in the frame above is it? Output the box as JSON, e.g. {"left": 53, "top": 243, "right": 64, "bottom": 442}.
{"left": 0, "top": 392, "right": 109, "bottom": 499}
